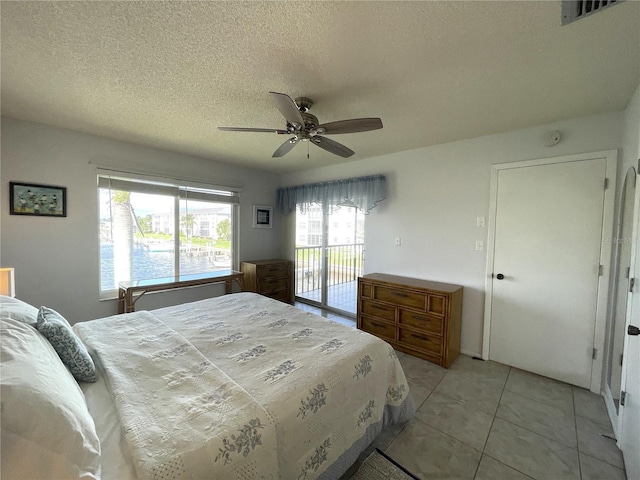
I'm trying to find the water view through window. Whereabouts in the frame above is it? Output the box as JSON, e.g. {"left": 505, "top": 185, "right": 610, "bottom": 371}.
{"left": 99, "top": 185, "right": 233, "bottom": 294}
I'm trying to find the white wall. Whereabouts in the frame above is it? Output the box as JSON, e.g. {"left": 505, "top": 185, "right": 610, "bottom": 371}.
{"left": 3, "top": 87, "right": 639, "bottom": 350}
{"left": 281, "top": 109, "right": 630, "bottom": 356}
{"left": 0, "top": 117, "right": 284, "bottom": 323}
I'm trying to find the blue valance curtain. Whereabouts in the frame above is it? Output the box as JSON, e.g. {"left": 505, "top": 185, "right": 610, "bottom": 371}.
{"left": 276, "top": 174, "right": 387, "bottom": 215}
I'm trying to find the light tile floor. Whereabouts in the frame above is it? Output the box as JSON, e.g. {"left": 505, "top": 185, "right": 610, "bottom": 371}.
{"left": 296, "top": 304, "right": 628, "bottom": 480}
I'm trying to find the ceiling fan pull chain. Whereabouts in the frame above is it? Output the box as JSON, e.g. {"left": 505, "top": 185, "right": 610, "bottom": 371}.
{"left": 307, "top": 141, "right": 310, "bottom": 160}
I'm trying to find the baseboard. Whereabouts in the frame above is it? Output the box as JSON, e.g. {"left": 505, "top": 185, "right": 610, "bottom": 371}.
{"left": 460, "top": 348, "right": 482, "bottom": 359}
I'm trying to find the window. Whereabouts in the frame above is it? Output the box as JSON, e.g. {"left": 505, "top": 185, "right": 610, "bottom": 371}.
{"left": 98, "top": 175, "right": 239, "bottom": 298}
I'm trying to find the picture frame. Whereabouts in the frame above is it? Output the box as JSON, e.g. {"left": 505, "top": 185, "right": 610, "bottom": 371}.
{"left": 9, "top": 182, "right": 67, "bottom": 217}
{"left": 252, "top": 205, "right": 272, "bottom": 229}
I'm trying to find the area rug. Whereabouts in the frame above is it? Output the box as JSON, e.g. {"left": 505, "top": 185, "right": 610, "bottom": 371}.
{"left": 350, "top": 448, "right": 420, "bottom": 480}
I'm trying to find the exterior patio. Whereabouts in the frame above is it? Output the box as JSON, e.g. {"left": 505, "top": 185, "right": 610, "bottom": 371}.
{"left": 296, "top": 279, "right": 358, "bottom": 316}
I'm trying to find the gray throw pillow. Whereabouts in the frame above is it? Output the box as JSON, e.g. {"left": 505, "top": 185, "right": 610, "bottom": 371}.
{"left": 36, "top": 306, "right": 97, "bottom": 383}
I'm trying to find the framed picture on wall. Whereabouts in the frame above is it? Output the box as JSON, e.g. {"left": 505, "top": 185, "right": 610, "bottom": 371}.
{"left": 9, "top": 182, "right": 67, "bottom": 217}
{"left": 252, "top": 205, "right": 272, "bottom": 228}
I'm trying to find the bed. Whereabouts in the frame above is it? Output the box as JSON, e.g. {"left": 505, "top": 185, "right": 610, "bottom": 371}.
{"left": 0, "top": 292, "right": 415, "bottom": 480}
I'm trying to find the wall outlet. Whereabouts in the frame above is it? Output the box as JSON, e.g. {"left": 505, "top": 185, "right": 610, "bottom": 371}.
{"left": 477, "top": 216, "right": 485, "bottom": 227}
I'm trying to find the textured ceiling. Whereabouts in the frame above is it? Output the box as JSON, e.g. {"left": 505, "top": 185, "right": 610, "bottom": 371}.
{"left": 2, "top": 1, "right": 639, "bottom": 174}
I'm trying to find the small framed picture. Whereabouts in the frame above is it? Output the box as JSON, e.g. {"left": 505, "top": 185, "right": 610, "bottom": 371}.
{"left": 9, "top": 182, "right": 67, "bottom": 217}
{"left": 252, "top": 205, "right": 272, "bottom": 229}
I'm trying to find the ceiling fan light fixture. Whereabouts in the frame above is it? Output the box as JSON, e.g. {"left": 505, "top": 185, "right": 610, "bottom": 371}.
{"left": 218, "top": 91, "right": 383, "bottom": 158}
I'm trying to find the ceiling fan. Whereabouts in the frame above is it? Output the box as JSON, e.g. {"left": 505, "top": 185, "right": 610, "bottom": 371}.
{"left": 218, "top": 92, "right": 383, "bottom": 158}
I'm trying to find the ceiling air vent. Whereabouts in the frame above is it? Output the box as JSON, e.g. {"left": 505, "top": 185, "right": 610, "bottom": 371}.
{"left": 562, "top": 0, "right": 625, "bottom": 25}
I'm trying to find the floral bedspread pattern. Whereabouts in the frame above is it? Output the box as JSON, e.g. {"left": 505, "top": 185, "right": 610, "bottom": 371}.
{"left": 76, "top": 292, "right": 415, "bottom": 479}
{"left": 75, "top": 311, "right": 278, "bottom": 480}
{"left": 154, "top": 292, "right": 415, "bottom": 479}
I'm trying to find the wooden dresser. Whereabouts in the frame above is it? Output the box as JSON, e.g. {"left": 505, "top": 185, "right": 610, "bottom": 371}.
{"left": 240, "top": 259, "right": 294, "bottom": 304}
{"left": 357, "top": 273, "right": 463, "bottom": 367}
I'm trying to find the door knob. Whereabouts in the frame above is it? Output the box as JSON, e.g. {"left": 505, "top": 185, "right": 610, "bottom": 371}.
{"left": 629, "top": 325, "right": 640, "bottom": 336}
{"left": 496, "top": 273, "right": 505, "bottom": 280}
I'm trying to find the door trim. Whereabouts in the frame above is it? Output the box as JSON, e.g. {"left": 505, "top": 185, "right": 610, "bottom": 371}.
{"left": 482, "top": 150, "right": 618, "bottom": 393}
{"left": 617, "top": 168, "right": 640, "bottom": 467}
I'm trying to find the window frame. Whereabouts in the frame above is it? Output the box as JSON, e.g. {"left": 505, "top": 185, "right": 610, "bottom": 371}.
{"left": 98, "top": 175, "right": 240, "bottom": 299}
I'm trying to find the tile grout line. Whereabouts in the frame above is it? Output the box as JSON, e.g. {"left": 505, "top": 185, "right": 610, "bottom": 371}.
{"left": 578, "top": 452, "right": 627, "bottom": 475}
{"left": 412, "top": 361, "right": 514, "bottom": 480}
{"left": 471, "top": 367, "right": 510, "bottom": 479}
{"left": 479, "top": 366, "right": 543, "bottom": 480}
{"left": 495, "top": 391, "right": 579, "bottom": 450}
{"left": 502, "top": 382, "right": 575, "bottom": 415}
{"left": 571, "top": 400, "right": 625, "bottom": 473}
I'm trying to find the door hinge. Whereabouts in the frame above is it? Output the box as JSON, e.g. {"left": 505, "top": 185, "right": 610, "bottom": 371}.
{"left": 621, "top": 391, "right": 626, "bottom": 407}
{"left": 604, "top": 178, "right": 609, "bottom": 190}
{"left": 631, "top": 277, "right": 636, "bottom": 293}
{"left": 592, "top": 348, "right": 598, "bottom": 359}
{"left": 620, "top": 353, "right": 624, "bottom": 366}
{"left": 599, "top": 265, "right": 604, "bottom": 276}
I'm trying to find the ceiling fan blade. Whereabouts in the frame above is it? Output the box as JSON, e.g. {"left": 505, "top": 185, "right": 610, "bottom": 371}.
{"left": 272, "top": 137, "right": 299, "bottom": 157}
{"left": 269, "top": 92, "right": 305, "bottom": 128}
{"left": 316, "top": 118, "right": 383, "bottom": 135}
{"left": 218, "top": 127, "right": 288, "bottom": 134}
{"left": 311, "top": 136, "right": 355, "bottom": 158}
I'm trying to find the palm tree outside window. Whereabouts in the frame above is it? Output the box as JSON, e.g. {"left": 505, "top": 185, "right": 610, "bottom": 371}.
{"left": 98, "top": 175, "right": 239, "bottom": 299}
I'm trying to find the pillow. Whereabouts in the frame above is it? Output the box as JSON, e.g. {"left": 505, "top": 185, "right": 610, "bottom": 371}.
{"left": 36, "top": 306, "right": 97, "bottom": 383}
{"left": 0, "top": 317, "right": 101, "bottom": 479}
{"left": 0, "top": 294, "right": 38, "bottom": 326}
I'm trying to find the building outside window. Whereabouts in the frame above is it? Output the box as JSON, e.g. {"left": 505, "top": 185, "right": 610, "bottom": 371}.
{"left": 98, "top": 175, "right": 238, "bottom": 298}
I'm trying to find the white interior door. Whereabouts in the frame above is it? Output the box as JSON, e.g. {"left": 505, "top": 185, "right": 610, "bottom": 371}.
{"left": 488, "top": 158, "right": 608, "bottom": 388}
{"left": 619, "top": 170, "right": 640, "bottom": 479}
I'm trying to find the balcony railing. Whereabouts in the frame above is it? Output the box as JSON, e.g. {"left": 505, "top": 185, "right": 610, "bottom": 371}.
{"left": 295, "top": 243, "right": 364, "bottom": 295}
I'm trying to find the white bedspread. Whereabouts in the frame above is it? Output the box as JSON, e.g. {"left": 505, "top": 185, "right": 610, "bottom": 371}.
{"left": 75, "top": 310, "right": 278, "bottom": 480}
{"left": 76, "top": 292, "right": 415, "bottom": 480}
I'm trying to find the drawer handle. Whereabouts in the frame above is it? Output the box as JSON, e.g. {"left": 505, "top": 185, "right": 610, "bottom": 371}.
{"left": 411, "top": 333, "right": 430, "bottom": 342}
{"left": 390, "top": 292, "right": 409, "bottom": 298}
{"left": 411, "top": 315, "right": 428, "bottom": 321}
{"left": 371, "top": 321, "right": 388, "bottom": 329}
{"left": 371, "top": 304, "right": 388, "bottom": 311}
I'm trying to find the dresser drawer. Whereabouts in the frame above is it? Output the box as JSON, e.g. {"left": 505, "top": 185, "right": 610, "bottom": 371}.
{"left": 258, "top": 276, "right": 289, "bottom": 293}
{"left": 359, "top": 282, "right": 372, "bottom": 299}
{"left": 374, "top": 286, "right": 426, "bottom": 310}
{"left": 398, "top": 328, "right": 442, "bottom": 355}
{"left": 361, "top": 300, "right": 396, "bottom": 322}
{"left": 265, "top": 288, "right": 290, "bottom": 302}
{"left": 256, "top": 263, "right": 290, "bottom": 278}
{"left": 427, "top": 294, "right": 447, "bottom": 316}
{"left": 362, "top": 316, "right": 395, "bottom": 341}
{"left": 399, "top": 309, "right": 443, "bottom": 335}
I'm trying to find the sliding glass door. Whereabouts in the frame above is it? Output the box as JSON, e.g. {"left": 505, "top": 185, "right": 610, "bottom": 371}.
{"left": 295, "top": 204, "right": 364, "bottom": 316}
{"left": 279, "top": 174, "right": 385, "bottom": 316}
